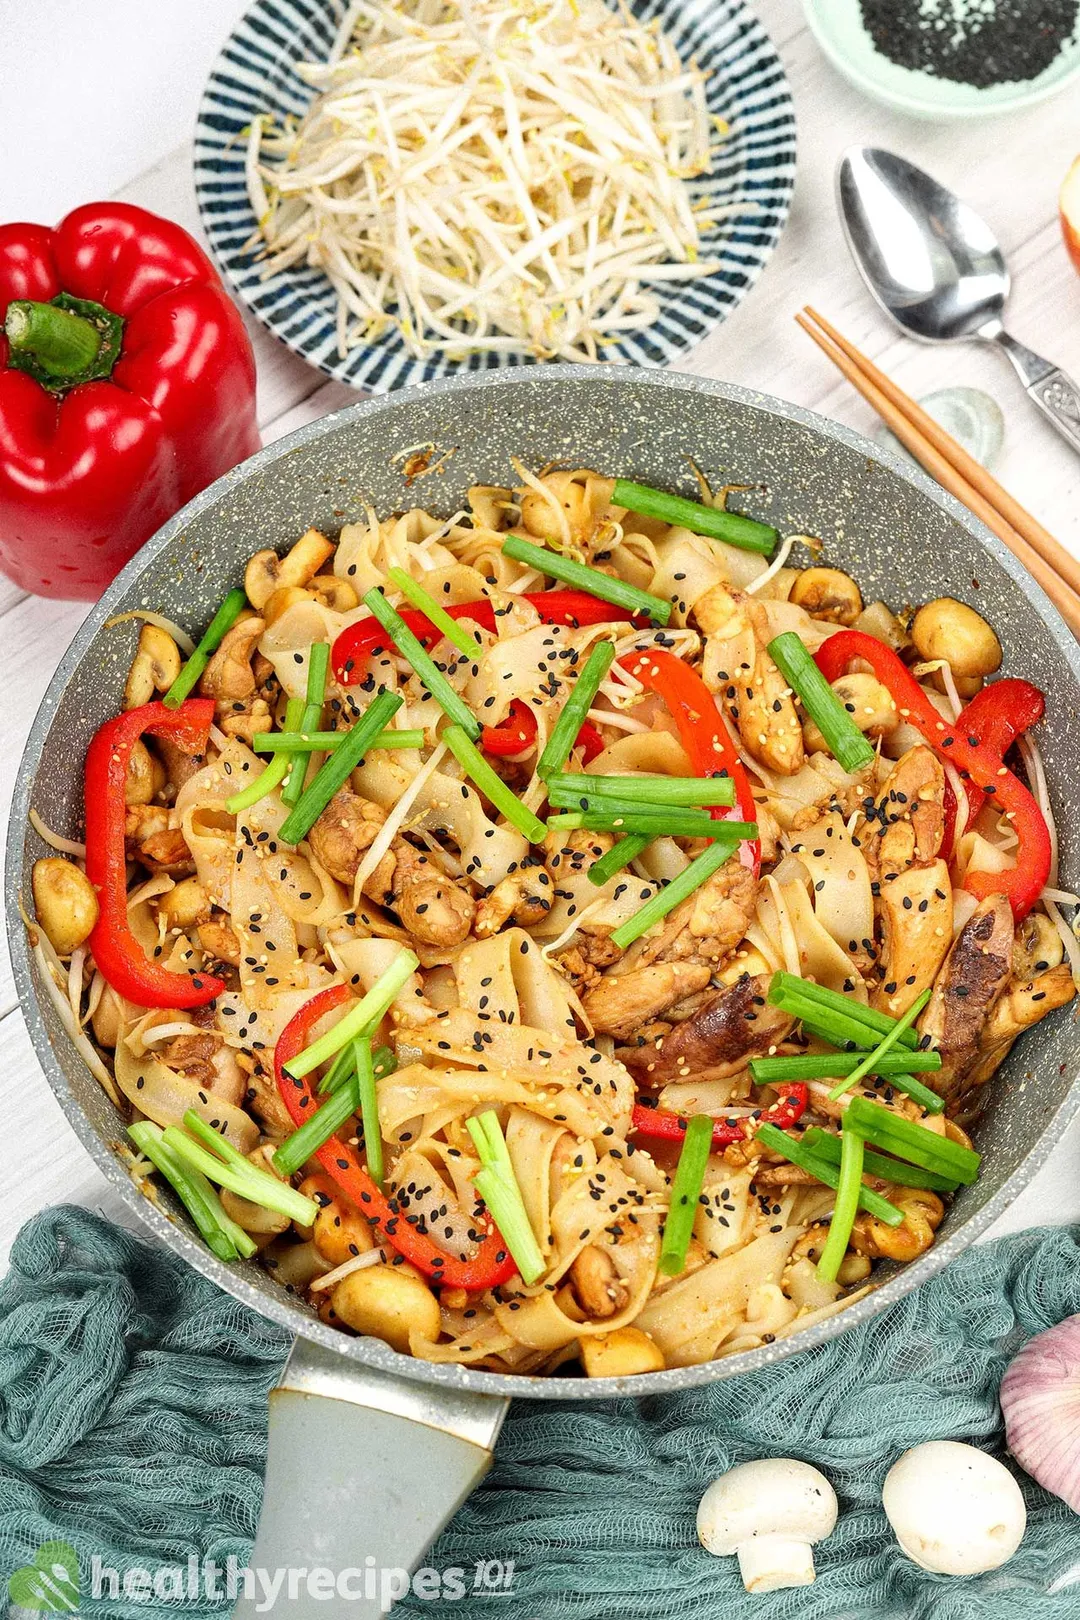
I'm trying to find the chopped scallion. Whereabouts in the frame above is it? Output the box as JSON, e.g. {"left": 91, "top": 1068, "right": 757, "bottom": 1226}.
{"left": 827, "top": 989, "right": 934, "bottom": 1104}
{"left": 272, "top": 1077, "right": 360, "bottom": 1178}
{"left": 467, "top": 1110, "right": 545, "bottom": 1285}
{"left": 502, "top": 534, "right": 671, "bottom": 624}
{"left": 253, "top": 728, "right": 424, "bottom": 753}
{"left": 767, "top": 631, "right": 875, "bottom": 773}
{"left": 163, "top": 588, "right": 249, "bottom": 708}
{"left": 815, "top": 1123, "right": 864, "bottom": 1283}
{"left": 659, "top": 1112, "right": 713, "bottom": 1275}
{"left": 844, "top": 1096, "right": 981, "bottom": 1184}
{"left": 750, "top": 1051, "right": 942, "bottom": 1083}
{"left": 585, "top": 833, "right": 651, "bottom": 888}
{"left": 767, "top": 973, "right": 921, "bottom": 1051}
{"left": 354, "top": 1035, "right": 384, "bottom": 1188}
{"left": 610, "top": 835, "right": 741, "bottom": 949}
{"left": 554, "top": 774, "right": 737, "bottom": 807}
{"left": 754, "top": 1122, "right": 903, "bottom": 1225}
{"left": 363, "top": 587, "right": 480, "bottom": 739}
{"left": 548, "top": 808, "right": 719, "bottom": 838}
{"left": 226, "top": 695, "right": 305, "bottom": 814}
{"left": 387, "top": 566, "right": 479, "bottom": 658}
{"left": 612, "top": 478, "right": 777, "bottom": 556}
{"left": 128, "top": 1120, "right": 257, "bottom": 1262}
{"left": 277, "top": 688, "right": 403, "bottom": 845}
{"left": 284, "top": 949, "right": 420, "bottom": 1080}
{"left": 537, "top": 640, "right": 615, "bottom": 778}
{"left": 800, "top": 1127, "right": 959, "bottom": 1193}
{"left": 442, "top": 723, "right": 547, "bottom": 842}
{"left": 281, "top": 640, "right": 331, "bottom": 808}
{"left": 164, "top": 1114, "right": 319, "bottom": 1226}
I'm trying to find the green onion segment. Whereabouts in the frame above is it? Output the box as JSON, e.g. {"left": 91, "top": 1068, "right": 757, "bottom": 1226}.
{"left": 165, "top": 1113, "right": 318, "bottom": 1226}
{"left": 815, "top": 1123, "right": 864, "bottom": 1283}
{"left": 284, "top": 949, "right": 420, "bottom": 1079}
{"left": 128, "top": 1121, "right": 257, "bottom": 1262}
{"left": 767, "top": 631, "right": 875, "bottom": 774}
{"left": 253, "top": 728, "right": 424, "bottom": 753}
{"left": 586, "top": 833, "right": 651, "bottom": 888}
{"left": 272, "top": 1078, "right": 361, "bottom": 1179}
{"left": 844, "top": 1096, "right": 980, "bottom": 1184}
{"left": 767, "top": 974, "right": 922, "bottom": 1052}
{"left": 610, "top": 834, "right": 741, "bottom": 950}
{"left": 363, "top": 587, "right": 480, "bottom": 739}
{"left": 553, "top": 774, "right": 737, "bottom": 807}
{"left": 827, "top": 989, "right": 937, "bottom": 1106}
{"left": 442, "top": 723, "right": 547, "bottom": 842}
{"left": 467, "top": 1110, "right": 545, "bottom": 1285}
{"left": 354, "top": 1035, "right": 384, "bottom": 1188}
{"left": 659, "top": 1112, "right": 713, "bottom": 1275}
{"left": 387, "top": 567, "right": 479, "bottom": 658}
{"left": 281, "top": 640, "right": 331, "bottom": 808}
{"left": 226, "top": 695, "right": 305, "bottom": 815}
{"left": 163, "top": 587, "right": 249, "bottom": 708}
{"left": 502, "top": 534, "right": 671, "bottom": 624}
{"left": 537, "top": 640, "right": 615, "bottom": 778}
{"left": 278, "top": 689, "right": 402, "bottom": 845}
{"left": 801, "top": 1128, "right": 959, "bottom": 1193}
{"left": 755, "top": 1122, "right": 903, "bottom": 1226}
{"left": 612, "top": 478, "right": 777, "bottom": 556}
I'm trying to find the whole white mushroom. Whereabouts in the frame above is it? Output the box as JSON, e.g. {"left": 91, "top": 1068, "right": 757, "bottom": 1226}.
{"left": 697, "top": 1459, "right": 838, "bottom": 1592}
{"left": 882, "top": 1441, "right": 1026, "bottom": 1575}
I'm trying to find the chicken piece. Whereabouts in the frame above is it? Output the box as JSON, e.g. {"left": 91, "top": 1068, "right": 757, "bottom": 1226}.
{"left": 197, "top": 917, "right": 242, "bottom": 967}
{"left": 960, "top": 964, "right": 1076, "bottom": 1106}
{"left": 391, "top": 840, "right": 475, "bottom": 948}
{"left": 581, "top": 960, "right": 712, "bottom": 1041}
{"left": 872, "top": 858, "right": 953, "bottom": 1018}
{"left": 475, "top": 863, "right": 552, "bottom": 938}
{"left": 553, "top": 932, "right": 623, "bottom": 996}
{"left": 197, "top": 615, "right": 265, "bottom": 702}
{"left": 851, "top": 1188, "right": 943, "bottom": 1262}
{"left": 155, "top": 733, "right": 207, "bottom": 794}
{"left": 865, "top": 747, "right": 946, "bottom": 876}
{"left": 917, "top": 894, "right": 1014, "bottom": 1108}
{"left": 307, "top": 790, "right": 387, "bottom": 886}
{"left": 243, "top": 1059, "right": 295, "bottom": 1138}
{"left": 654, "top": 862, "right": 758, "bottom": 970}
{"left": 544, "top": 828, "right": 613, "bottom": 882}
{"left": 621, "top": 973, "right": 795, "bottom": 1082}
{"left": 216, "top": 695, "right": 272, "bottom": 745}
{"left": 160, "top": 1032, "right": 245, "bottom": 1105}
{"left": 125, "top": 805, "right": 195, "bottom": 876}
{"left": 697, "top": 582, "right": 805, "bottom": 776}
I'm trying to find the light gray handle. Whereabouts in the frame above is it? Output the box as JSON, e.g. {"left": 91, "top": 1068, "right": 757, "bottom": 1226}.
{"left": 985, "top": 328, "right": 1080, "bottom": 457}
{"left": 232, "top": 1337, "right": 508, "bottom": 1617}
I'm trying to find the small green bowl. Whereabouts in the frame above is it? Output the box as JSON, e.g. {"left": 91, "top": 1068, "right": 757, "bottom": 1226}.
{"left": 804, "top": 0, "right": 1080, "bottom": 119}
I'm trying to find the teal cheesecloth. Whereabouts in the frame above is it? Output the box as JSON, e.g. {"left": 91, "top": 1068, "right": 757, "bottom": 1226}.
{"left": 2, "top": 1204, "right": 1080, "bottom": 1620}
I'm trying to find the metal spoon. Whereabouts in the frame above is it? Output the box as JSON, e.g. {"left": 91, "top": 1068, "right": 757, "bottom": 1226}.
{"left": 837, "top": 146, "right": 1080, "bottom": 457}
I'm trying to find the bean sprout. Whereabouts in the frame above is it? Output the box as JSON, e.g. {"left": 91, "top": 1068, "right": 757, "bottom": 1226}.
{"left": 250, "top": 0, "right": 730, "bottom": 361}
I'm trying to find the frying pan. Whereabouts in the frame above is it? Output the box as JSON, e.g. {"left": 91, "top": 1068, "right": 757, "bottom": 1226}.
{"left": 9, "top": 367, "right": 1080, "bottom": 1615}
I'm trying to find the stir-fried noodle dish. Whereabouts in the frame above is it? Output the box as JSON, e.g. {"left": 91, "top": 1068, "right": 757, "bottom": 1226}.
{"left": 29, "top": 465, "right": 1076, "bottom": 1377}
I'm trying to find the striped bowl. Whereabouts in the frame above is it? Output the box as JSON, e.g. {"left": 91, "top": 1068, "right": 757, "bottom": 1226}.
{"left": 194, "top": 0, "right": 796, "bottom": 393}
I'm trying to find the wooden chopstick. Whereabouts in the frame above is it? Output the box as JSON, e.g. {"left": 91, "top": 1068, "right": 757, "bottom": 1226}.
{"left": 795, "top": 309, "right": 1080, "bottom": 639}
{"left": 804, "top": 306, "right": 1080, "bottom": 600}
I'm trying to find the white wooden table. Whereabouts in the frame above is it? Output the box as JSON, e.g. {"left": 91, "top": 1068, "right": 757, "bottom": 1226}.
{"left": 2, "top": 0, "right": 1079, "bottom": 1262}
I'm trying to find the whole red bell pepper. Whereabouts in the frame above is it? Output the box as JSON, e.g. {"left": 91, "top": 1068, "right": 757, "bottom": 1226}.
{"left": 84, "top": 699, "right": 224, "bottom": 1009}
{"left": 619, "top": 647, "right": 761, "bottom": 875}
{"left": 0, "top": 203, "right": 259, "bottom": 600}
{"left": 275, "top": 986, "right": 518, "bottom": 1292}
{"left": 631, "top": 1083, "right": 808, "bottom": 1149}
{"left": 815, "top": 631, "right": 1050, "bottom": 920}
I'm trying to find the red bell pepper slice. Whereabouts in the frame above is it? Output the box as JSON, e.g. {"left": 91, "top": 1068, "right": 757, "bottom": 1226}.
{"left": 479, "top": 701, "right": 606, "bottom": 764}
{"left": 815, "top": 631, "right": 1050, "bottom": 920}
{"left": 631, "top": 1083, "right": 808, "bottom": 1149}
{"left": 275, "top": 985, "right": 518, "bottom": 1292}
{"left": 84, "top": 699, "right": 224, "bottom": 1009}
{"left": 0, "top": 203, "right": 258, "bottom": 600}
{"left": 618, "top": 647, "right": 761, "bottom": 875}
{"left": 332, "top": 588, "right": 633, "bottom": 686}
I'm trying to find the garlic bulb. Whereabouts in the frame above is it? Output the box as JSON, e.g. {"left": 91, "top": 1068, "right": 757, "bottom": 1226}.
{"left": 1001, "top": 1314, "right": 1080, "bottom": 1511}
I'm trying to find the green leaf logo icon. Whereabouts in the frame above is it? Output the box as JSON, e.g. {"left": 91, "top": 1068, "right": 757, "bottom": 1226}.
{"left": 7, "top": 1541, "right": 80, "bottom": 1612}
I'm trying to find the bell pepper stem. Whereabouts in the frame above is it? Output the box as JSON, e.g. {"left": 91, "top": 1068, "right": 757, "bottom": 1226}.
{"left": 6, "top": 300, "right": 102, "bottom": 378}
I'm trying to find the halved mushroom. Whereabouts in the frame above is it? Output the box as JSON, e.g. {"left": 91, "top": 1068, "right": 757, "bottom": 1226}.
{"left": 790, "top": 566, "right": 862, "bottom": 626}
{"left": 124, "top": 624, "right": 182, "bottom": 709}
{"left": 244, "top": 529, "right": 335, "bottom": 610}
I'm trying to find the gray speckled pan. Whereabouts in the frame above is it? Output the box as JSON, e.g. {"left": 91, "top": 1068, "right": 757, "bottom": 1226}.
{"left": 8, "top": 366, "right": 1080, "bottom": 1606}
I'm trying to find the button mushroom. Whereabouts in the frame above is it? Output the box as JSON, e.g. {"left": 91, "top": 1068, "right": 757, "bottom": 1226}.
{"left": 882, "top": 1441, "right": 1026, "bottom": 1575}
{"left": 697, "top": 1459, "right": 838, "bottom": 1591}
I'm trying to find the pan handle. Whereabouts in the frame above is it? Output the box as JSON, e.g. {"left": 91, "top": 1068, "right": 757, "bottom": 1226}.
{"left": 232, "top": 1336, "right": 508, "bottom": 1616}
